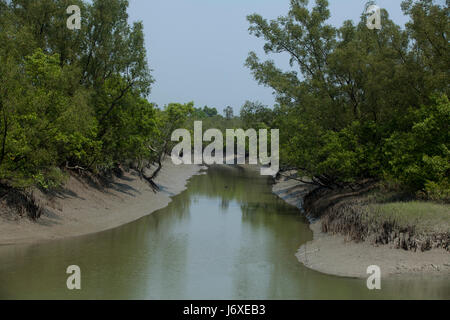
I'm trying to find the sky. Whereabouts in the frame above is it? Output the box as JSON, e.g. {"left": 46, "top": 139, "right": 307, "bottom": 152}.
{"left": 127, "top": 0, "right": 412, "bottom": 114}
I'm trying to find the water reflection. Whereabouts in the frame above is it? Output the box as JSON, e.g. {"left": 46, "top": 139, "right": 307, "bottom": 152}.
{"left": 0, "top": 165, "right": 448, "bottom": 299}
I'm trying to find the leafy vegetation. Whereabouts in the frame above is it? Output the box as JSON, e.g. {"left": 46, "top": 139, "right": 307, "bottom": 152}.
{"left": 243, "top": 0, "right": 449, "bottom": 200}
{"left": 0, "top": 0, "right": 448, "bottom": 230}
{"left": 369, "top": 201, "right": 450, "bottom": 234}
{"left": 0, "top": 0, "right": 192, "bottom": 192}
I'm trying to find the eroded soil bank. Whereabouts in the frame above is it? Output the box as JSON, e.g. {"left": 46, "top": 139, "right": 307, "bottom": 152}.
{"left": 272, "top": 172, "right": 450, "bottom": 278}
{"left": 0, "top": 159, "right": 205, "bottom": 245}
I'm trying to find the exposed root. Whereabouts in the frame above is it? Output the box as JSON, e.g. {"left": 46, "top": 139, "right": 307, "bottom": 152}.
{"left": 0, "top": 186, "right": 43, "bottom": 221}
{"left": 141, "top": 173, "right": 160, "bottom": 193}
{"left": 304, "top": 183, "right": 450, "bottom": 252}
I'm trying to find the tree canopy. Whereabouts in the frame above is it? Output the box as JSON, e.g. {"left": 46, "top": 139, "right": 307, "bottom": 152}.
{"left": 245, "top": 0, "right": 449, "bottom": 199}
{"left": 0, "top": 0, "right": 191, "bottom": 190}
{"left": 0, "top": 0, "right": 448, "bottom": 203}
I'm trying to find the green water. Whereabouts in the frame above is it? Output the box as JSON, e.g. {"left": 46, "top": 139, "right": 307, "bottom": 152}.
{"left": 0, "top": 165, "right": 448, "bottom": 299}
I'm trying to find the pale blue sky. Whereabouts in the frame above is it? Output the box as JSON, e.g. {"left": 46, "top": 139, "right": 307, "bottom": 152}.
{"left": 127, "top": 0, "right": 412, "bottom": 113}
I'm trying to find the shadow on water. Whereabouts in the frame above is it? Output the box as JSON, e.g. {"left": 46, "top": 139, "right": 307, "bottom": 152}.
{"left": 0, "top": 165, "right": 449, "bottom": 299}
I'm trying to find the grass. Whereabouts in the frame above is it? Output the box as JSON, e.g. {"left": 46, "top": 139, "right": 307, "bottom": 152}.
{"left": 368, "top": 201, "right": 450, "bottom": 234}
{"left": 311, "top": 186, "right": 450, "bottom": 251}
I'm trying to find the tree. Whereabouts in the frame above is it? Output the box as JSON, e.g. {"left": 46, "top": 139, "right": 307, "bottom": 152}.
{"left": 245, "top": 0, "right": 449, "bottom": 195}
{"left": 240, "top": 101, "right": 273, "bottom": 129}
{"left": 191, "top": 106, "right": 218, "bottom": 119}
{"left": 203, "top": 106, "right": 218, "bottom": 117}
{"left": 141, "top": 102, "right": 194, "bottom": 190}
{"left": 224, "top": 106, "right": 234, "bottom": 120}
{"left": 384, "top": 95, "right": 450, "bottom": 198}
{"left": 0, "top": 0, "right": 156, "bottom": 191}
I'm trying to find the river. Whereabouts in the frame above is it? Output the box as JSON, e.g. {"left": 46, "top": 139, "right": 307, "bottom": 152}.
{"left": 0, "top": 165, "right": 448, "bottom": 299}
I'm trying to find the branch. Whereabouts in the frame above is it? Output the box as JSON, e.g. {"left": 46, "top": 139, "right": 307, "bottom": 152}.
{"left": 99, "top": 80, "right": 135, "bottom": 126}
{"left": 0, "top": 106, "right": 8, "bottom": 167}
{"left": 66, "top": 165, "right": 87, "bottom": 171}
{"left": 277, "top": 172, "right": 324, "bottom": 188}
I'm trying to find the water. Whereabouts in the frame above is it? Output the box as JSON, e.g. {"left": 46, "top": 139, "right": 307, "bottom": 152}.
{"left": 0, "top": 165, "right": 448, "bottom": 299}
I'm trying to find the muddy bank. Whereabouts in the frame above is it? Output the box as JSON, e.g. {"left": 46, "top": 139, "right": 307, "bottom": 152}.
{"left": 0, "top": 158, "right": 205, "bottom": 245}
{"left": 273, "top": 172, "right": 450, "bottom": 278}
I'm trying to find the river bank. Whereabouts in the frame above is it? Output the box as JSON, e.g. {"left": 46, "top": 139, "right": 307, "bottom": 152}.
{"left": 8, "top": 164, "right": 448, "bottom": 300}
{"left": 0, "top": 159, "right": 205, "bottom": 246}
{"left": 273, "top": 172, "right": 450, "bottom": 278}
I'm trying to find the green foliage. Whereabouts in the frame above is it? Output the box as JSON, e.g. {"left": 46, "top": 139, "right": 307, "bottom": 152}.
{"left": 240, "top": 101, "right": 273, "bottom": 130}
{"left": 245, "top": 0, "right": 449, "bottom": 196}
{"left": 384, "top": 95, "right": 450, "bottom": 197}
{"left": 369, "top": 200, "right": 450, "bottom": 234}
{"left": 0, "top": 0, "right": 170, "bottom": 190}
{"left": 148, "top": 102, "right": 195, "bottom": 165}
{"left": 224, "top": 106, "right": 234, "bottom": 120}
{"left": 0, "top": 48, "right": 95, "bottom": 187}
{"left": 192, "top": 106, "right": 218, "bottom": 119}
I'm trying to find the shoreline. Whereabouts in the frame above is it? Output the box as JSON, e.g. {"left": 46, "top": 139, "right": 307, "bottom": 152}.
{"left": 272, "top": 174, "right": 450, "bottom": 278}
{"left": 0, "top": 159, "right": 206, "bottom": 246}
{"left": 2, "top": 162, "right": 448, "bottom": 278}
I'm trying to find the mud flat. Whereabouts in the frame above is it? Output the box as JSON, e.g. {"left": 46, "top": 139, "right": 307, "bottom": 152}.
{"left": 273, "top": 173, "right": 450, "bottom": 278}
{"left": 0, "top": 159, "right": 205, "bottom": 245}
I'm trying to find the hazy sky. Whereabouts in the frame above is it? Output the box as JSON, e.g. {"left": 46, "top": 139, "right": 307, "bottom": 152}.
{"left": 127, "top": 0, "right": 412, "bottom": 113}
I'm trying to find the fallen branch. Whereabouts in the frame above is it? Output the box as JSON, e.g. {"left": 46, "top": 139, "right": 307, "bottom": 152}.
{"left": 277, "top": 172, "right": 324, "bottom": 188}
{"left": 66, "top": 165, "right": 87, "bottom": 171}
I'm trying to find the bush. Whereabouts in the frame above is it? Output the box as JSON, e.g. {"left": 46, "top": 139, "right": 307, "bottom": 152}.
{"left": 383, "top": 95, "right": 450, "bottom": 198}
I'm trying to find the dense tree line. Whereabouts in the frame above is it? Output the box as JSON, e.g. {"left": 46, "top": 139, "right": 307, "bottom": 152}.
{"left": 0, "top": 0, "right": 448, "bottom": 204}
{"left": 243, "top": 0, "right": 449, "bottom": 200}
{"left": 0, "top": 0, "right": 193, "bottom": 190}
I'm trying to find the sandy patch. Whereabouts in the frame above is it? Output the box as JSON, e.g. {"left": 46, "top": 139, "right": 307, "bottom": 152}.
{"left": 273, "top": 174, "right": 450, "bottom": 278}
{"left": 0, "top": 159, "right": 205, "bottom": 245}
